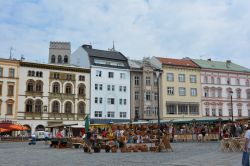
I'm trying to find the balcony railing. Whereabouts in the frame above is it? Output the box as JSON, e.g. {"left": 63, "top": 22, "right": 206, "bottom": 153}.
{"left": 24, "top": 112, "right": 42, "bottom": 119}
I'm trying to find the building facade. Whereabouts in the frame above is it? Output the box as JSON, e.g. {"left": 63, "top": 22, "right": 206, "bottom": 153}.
{"left": 71, "top": 44, "right": 130, "bottom": 123}
{"left": 192, "top": 59, "right": 250, "bottom": 120}
{"left": 0, "top": 58, "right": 19, "bottom": 121}
{"left": 152, "top": 57, "right": 202, "bottom": 120}
{"left": 129, "top": 58, "right": 160, "bottom": 121}
{"left": 17, "top": 61, "right": 90, "bottom": 132}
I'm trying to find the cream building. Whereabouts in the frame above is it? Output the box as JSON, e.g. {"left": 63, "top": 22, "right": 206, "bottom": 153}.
{"left": 0, "top": 58, "right": 19, "bottom": 121}
{"left": 152, "top": 57, "right": 202, "bottom": 120}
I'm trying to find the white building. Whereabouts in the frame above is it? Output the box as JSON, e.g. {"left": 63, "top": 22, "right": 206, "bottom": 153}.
{"left": 71, "top": 44, "right": 130, "bottom": 123}
{"left": 192, "top": 59, "right": 250, "bottom": 120}
{"left": 17, "top": 61, "right": 90, "bottom": 133}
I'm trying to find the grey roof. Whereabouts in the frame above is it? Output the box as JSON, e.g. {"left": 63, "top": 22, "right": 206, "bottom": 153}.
{"left": 128, "top": 59, "right": 142, "bottom": 68}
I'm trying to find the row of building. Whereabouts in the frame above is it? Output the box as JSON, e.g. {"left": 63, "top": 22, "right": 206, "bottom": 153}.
{"left": 1, "top": 41, "right": 250, "bottom": 133}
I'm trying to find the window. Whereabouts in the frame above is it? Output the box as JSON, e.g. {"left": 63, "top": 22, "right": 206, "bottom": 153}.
{"left": 146, "top": 92, "right": 151, "bottom": 101}
{"left": 119, "top": 86, "right": 122, "bottom": 92}
{"left": 26, "top": 99, "right": 33, "bottom": 112}
{"left": 0, "top": 84, "right": 2, "bottom": 96}
{"left": 218, "top": 89, "right": 222, "bottom": 98}
{"left": 31, "top": 71, "right": 35, "bottom": 76}
{"left": 79, "top": 75, "right": 85, "bottom": 81}
{"left": 236, "top": 79, "right": 240, "bottom": 85}
{"left": 190, "top": 75, "right": 196, "bottom": 83}
{"left": 119, "top": 99, "right": 122, "bottom": 105}
{"left": 99, "top": 84, "right": 103, "bottom": 90}
{"left": 107, "top": 112, "right": 115, "bottom": 118}
{"left": 78, "top": 102, "right": 85, "bottom": 114}
{"left": 178, "top": 74, "right": 185, "bottom": 82}
{"left": 123, "top": 86, "right": 126, "bottom": 92}
{"left": 120, "top": 112, "right": 126, "bottom": 118}
{"left": 189, "top": 105, "right": 199, "bottom": 115}
{"left": 204, "top": 89, "right": 209, "bottom": 97}
{"left": 0, "top": 68, "right": 3, "bottom": 77}
{"left": 124, "top": 99, "right": 127, "bottom": 105}
{"left": 9, "top": 68, "right": 15, "bottom": 78}
{"left": 53, "top": 73, "right": 60, "bottom": 79}
{"left": 96, "top": 70, "right": 102, "bottom": 77}
{"left": 65, "top": 102, "right": 72, "bottom": 113}
{"left": 190, "top": 88, "right": 197, "bottom": 96}
{"left": 108, "top": 72, "right": 114, "bottom": 78}
{"left": 212, "top": 109, "right": 216, "bottom": 116}
{"left": 179, "top": 87, "right": 186, "bottom": 96}
{"left": 228, "top": 109, "right": 232, "bottom": 116}
{"left": 227, "top": 78, "right": 230, "bottom": 85}
{"left": 78, "top": 84, "right": 85, "bottom": 96}
{"left": 146, "top": 76, "right": 151, "bottom": 86}
{"left": 95, "top": 84, "right": 98, "bottom": 90}
{"left": 8, "top": 85, "right": 14, "bottom": 96}
{"left": 58, "top": 55, "right": 62, "bottom": 63}
{"left": 154, "top": 93, "right": 158, "bottom": 100}
{"left": 27, "top": 81, "right": 34, "bottom": 92}
{"left": 52, "top": 82, "right": 60, "bottom": 93}
{"left": 236, "top": 89, "right": 241, "bottom": 98}
{"left": 205, "top": 108, "right": 210, "bottom": 116}
{"left": 36, "top": 81, "right": 43, "bottom": 92}
{"left": 167, "top": 73, "right": 174, "bottom": 81}
{"left": 204, "top": 76, "right": 208, "bottom": 83}
{"left": 247, "top": 91, "right": 250, "bottom": 99}
{"left": 238, "top": 109, "right": 242, "bottom": 117}
{"left": 95, "top": 97, "right": 98, "bottom": 104}
{"left": 7, "top": 104, "right": 13, "bottom": 115}
{"left": 134, "top": 76, "right": 139, "bottom": 85}
{"left": 52, "top": 101, "right": 60, "bottom": 113}
{"left": 120, "top": 73, "right": 126, "bottom": 79}
{"left": 99, "top": 98, "right": 102, "bottom": 104}
{"left": 211, "top": 88, "right": 216, "bottom": 98}
{"left": 66, "top": 74, "right": 72, "bottom": 80}
{"left": 94, "top": 111, "right": 102, "bottom": 117}
{"left": 51, "top": 55, "right": 55, "bottom": 63}
{"left": 146, "top": 107, "right": 151, "bottom": 116}
{"left": 167, "top": 87, "right": 174, "bottom": 95}
{"left": 178, "top": 104, "right": 188, "bottom": 114}
{"left": 64, "top": 55, "right": 68, "bottom": 64}
{"left": 166, "top": 104, "right": 177, "bottom": 114}
{"left": 107, "top": 85, "right": 111, "bottom": 91}
{"left": 217, "top": 77, "right": 221, "bottom": 84}
{"left": 65, "top": 83, "right": 72, "bottom": 94}
{"left": 211, "top": 77, "right": 214, "bottom": 84}
{"left": 107, "top": 98, "right": 115, "bottom": 104}
{"left": 135, "top": 107, "right": 139, "bottom": 120}
{"left": 112, "top": 85, "right": 115, "bottom": 91}
{"left": 135, "top": 91, "right": 139, "bottom": 100}
{"left": 35, "top": 100, "right": 42, "bottom": 112}
{"left": 218, "top": 109, "right": 222, "bottom": 116}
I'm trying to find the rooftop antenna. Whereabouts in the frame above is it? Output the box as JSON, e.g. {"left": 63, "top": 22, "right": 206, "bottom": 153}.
{"left": 9, "top": 46, "right": 15, "bottom": 59}
{"left": 20, "top": 54, "right": 25, "bottom": 61}
{"left": 112, "top": 40, "right": 115, "bottom": 51}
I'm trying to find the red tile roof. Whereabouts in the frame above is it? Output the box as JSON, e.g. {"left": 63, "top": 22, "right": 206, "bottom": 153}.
{"left": 157, "top": 57, "right": 199, "bottom": 68}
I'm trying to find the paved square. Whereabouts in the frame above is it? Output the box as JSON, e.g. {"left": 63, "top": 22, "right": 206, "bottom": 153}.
{"left": 0, "top": 141, "right": 241, "bottom": 166}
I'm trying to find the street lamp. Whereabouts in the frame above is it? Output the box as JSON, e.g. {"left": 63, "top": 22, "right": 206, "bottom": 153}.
{"left": 155, "top": 69, "right": 162, "bottom": 150}
{"left": 229, "top": 91, "right": 233, "bottom": 122}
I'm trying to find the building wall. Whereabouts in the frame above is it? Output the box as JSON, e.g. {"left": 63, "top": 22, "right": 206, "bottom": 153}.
{"left": 0, "top": 59, "right": 19, "bottom": 121}
{"left": 200, "top": 69, "right": 250, "bottom": 119}
{"left": 48, "top": 41, "right": 71, "bottom": 65}
{"left": 91, "top": 66, "right": 130, "bottom": 122}
{"left": 71, "top": 47, "right": 90, "bottom": 68}
{"left": 161, "top": 65, "right": 202, "bottom": 119}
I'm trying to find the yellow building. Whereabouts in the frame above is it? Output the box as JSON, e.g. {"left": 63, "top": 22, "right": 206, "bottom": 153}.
{"left": 0, "top": 58, "right": 20, "bottom": 121}
{"left": 156, "top": 57, "right": 202, "bottom": 120}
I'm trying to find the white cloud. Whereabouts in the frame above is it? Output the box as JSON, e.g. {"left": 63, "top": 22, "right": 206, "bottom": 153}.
{"left": 0, "top": 0, "right": 250, "bottom": 68}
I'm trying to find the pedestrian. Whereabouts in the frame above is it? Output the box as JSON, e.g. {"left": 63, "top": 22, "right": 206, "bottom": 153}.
{"left": 243, "top": 121, "right": 250, "bottom": 166}
{"left": 44, "top": 130, "right": 49, "bottom": 145}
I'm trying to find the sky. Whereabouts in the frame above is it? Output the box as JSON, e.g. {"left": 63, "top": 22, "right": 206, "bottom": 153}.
{"left": 0, "top": 0, "right": 250, "bottom": 67}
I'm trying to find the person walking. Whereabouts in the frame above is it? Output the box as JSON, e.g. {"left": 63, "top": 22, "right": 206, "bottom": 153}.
{"left": 243, "top": 121, "right": 250, "bottom": 166}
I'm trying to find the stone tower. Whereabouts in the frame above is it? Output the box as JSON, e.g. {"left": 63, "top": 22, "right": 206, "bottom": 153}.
{"left": 49, "top": 41, "right": 71, "bottom": 65}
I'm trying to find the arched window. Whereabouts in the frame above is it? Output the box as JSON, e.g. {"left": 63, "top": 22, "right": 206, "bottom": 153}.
{"left": 64, "top": 55, "right": 68, "bottom": 64}
{"left": 246, "top": 89, "right": 250, "bottom": 99}
{"left": 246, "top": 80, "right": 249, "bottom": 86}
{"left": 36, "top": 81, "right": 43, "bottom": 92}
{"left": 236, "top": 88, "right": 241, "bottom": 98}
{"left": 65, "top": 101, "right": 72, "bottom": 113}
{"left": 51, "top": 55, "right": 55, "bottom": 63}
{"left": 35, "top": 100, "right": 43, "bottom": 112}
{"left": 36, "top": 71, "right": 40, "bottom": 77}
{"left": 26, "top": 99, "right": 34, "bottom": 112}
{"left": 58, "top": 55, "right": 62, "bottom": 64}
{"left": 31, "top": 71, "right": 35, "bottom": 76}
{"left": 52, "top": 82, "right": 60, "bottom": 93}
{"left": 78, "top": 102, "right": 85, "bottom": 114}
{"left": 78, "top": 84, "right": 85, "bottom": 96}
{"left": 65, "top": 83, "right": 72, "bottom": 94}
{"left": 52, "top": 101, "right": 60, "bottom": 113}
{"left": 39, "top": 72, "right": 43, "bottom": 77}
{"left": 27, "top": 80, "right": 34, "bottom": 92}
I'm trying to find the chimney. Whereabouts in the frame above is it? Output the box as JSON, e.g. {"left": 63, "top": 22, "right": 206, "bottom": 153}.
{"left": 207, "top": 58, "right": 211, "bottom": 61}
{"left": 226, "top": 60, "right": 231, "bottom": 68}
{"left": 82, "top": 44, "right": 92, "bottom": 49}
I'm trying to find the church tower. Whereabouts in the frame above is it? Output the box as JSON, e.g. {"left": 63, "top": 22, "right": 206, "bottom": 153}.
{"left": 48, "top": 41, "right": 71, "bottom": 65}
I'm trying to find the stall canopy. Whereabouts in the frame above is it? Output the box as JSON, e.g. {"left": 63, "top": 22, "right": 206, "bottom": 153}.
{"left": 46, "top": 123, "right": 78, "bottom": 128}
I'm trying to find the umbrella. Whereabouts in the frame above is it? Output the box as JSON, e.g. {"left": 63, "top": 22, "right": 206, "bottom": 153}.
{"left": 0, "top": 128, "right": 11, "bottom": 133}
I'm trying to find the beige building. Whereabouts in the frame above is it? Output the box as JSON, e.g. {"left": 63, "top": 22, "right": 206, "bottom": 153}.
{"left": 152, "top": 57, "right": 202, "bottom": 120}
{"left": 0, "top": 58, "right": 20, "bottom": 121}
{"left": 129, "top": 58, "right": 161, "bottom": 121}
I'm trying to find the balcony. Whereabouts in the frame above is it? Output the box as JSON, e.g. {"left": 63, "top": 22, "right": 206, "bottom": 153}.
{"left": 24, "top": 112, "right": 42, "bottom": 119}
{"left": 48, "top": 113, "right": 76, "bottom": 120}
{"left": 25, "top": 91, "right": 43, "bottom": 96}
{"left": 49, "top": 92, "right": 75, "bottom": 99}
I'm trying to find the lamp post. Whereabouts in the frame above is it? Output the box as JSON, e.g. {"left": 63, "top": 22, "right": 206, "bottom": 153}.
{"left": 155, "top": 69, "right": 161, "bottom": 150}
{"left": 229, "top": 91, "right": 233, "bottom": 122}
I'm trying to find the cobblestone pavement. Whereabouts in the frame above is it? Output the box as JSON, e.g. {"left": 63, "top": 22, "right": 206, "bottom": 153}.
{"left": 0, "top": 141, "right": 241, "bottom": 166}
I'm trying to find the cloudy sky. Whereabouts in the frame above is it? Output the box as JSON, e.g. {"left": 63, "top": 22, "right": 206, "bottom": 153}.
{"left": 0, "top": 0, "right": 250, "bottom": 67}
